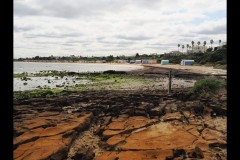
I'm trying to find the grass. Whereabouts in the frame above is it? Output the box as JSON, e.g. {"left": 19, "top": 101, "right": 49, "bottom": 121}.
{"left": 191, "top": 78, "right": 226, "bottom": 97}
{"left": 13, "top": 88, "right": 79, "bottom": 104}
{"left": 14, "top": 72, "right": 29, "bottom": 78}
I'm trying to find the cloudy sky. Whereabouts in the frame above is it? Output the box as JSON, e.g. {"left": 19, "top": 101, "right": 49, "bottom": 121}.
{"left": 14, "top": 0, "right": 226, "bottom": 58}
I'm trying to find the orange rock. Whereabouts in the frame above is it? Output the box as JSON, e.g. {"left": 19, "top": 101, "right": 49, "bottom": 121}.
{"left": 107, "top": 116, "right": 157, "bottom": 131}
{"left": 107, "top": 134, "right": 129, "bottom": 146}
{"left": 14, "top": 133, "right": 75, "bottom": 160}
{"left": 102, "top": 129, "right": 125, "bottom": 137}
{"left": 14, "top": 128, "right": 44, "bottom": 146}
{"left": 161, "top": 112, "right": 182, "bottom": 121}
{"left": 95, "top": 150, "right": 173, "bottom": 160}
{"left": 117, "top": 123, "right": 196, "bottom": 150}
{"left": 40, "top": 113, "right": 93, "bottom": 137}
{"left": 22, "top": 118, "right": 50, "bottom": 130}
{"left": 14, "top": 113, "right": 93, "bottom": 160}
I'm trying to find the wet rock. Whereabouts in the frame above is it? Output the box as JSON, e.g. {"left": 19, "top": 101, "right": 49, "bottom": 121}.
{"left": 209, "top": 142, "right": 227, "bottom": 149}
{"left": 149, "top": 106, "right": 165, "bottom": 116}
{"left": 95, "top": 150, "right": 173, "bottom": 160}
{"left": 194, "top": 146, "right": 204, "bottom": 158}
{"left": 101, "top": 116, "right": 112, "bottom": 125}
{"left": 165, "top": 156, "right": 174, "bottom": 160}
{"left": 134, "top": 110, "right": 146, "bottom": 116}
{"left": 192, "top": 102, "right": 204, "bottom": 115}
{"left": 164, "top": 103, "right": 178, "bottom": 113}
{"left": 210, "top": 106, "right": 226, "bottom": 117}
{"left": 173, "top": 148, "right": 186, "bottom": 158}
{"left": 103, "top": 70, "right": 126, "bottom": 74}
{"left": 71, "top": 148, "right": 95, "bottom": 160}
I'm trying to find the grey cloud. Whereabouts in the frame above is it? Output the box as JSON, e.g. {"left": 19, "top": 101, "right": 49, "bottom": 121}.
{"left": 116, "top": 35, "right": 152, "bottom": 41}
{"left": 36, "top": 41, "right": 81, "bottom": 46}
{"left": 66, "top": 40, "right": 90, "bottom": 43}
{"left": 147, "top": 43, "right": 177, "bottom": 46}
{"left": 24, "top": 32, "right": 83, "bottom": 39}
{"left": 61, "top": 43, "right": 78, "bottom": 46}
{"left": 14, "top": 1, "right": 42, "bottom": 16}
{"left": 14, "top": 0, "right": 162, "bottom": 19}
{"left": 14, "top": 0, "right": 128, "bottom": 18}
{"left": 195, "top": 25, "right": 226, "bottom": 35}
{"left": 98, "top": 38, "right": 135, "bottom": 45}
{"left": 34, "top": 41, "right": 60, "bottom": 44}
{"left": 96, "top": 48, "right": 127, "bottom": 52}
{"left": 145, "top": 46, "right": 162, "bottom": 50}
{"left": 63, "top": 48, "right": 75, "bottom": 50}
{"left": 14, "top": 25, "right": 34, "bottom": 32}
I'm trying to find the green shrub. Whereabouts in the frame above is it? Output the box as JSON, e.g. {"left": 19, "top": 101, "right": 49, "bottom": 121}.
{"left": 191, "top": 79, "right": 225, "bottom": 97}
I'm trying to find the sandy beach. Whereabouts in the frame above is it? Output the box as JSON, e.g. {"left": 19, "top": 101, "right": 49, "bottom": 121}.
{"left": 143, "top": 64, "right": 227, "bottom": 75}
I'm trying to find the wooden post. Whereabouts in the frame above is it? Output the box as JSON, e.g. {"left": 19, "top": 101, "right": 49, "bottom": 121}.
{"left": 168, "top": 70, "right": 172, "bottom": 93}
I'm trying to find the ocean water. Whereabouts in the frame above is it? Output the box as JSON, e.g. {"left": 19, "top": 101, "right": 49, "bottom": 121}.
{"left": 13, "top": 62, "right": 144, "bottom": 91}
{"left": 14, "top": 62, "right": 143, "bottom": 73}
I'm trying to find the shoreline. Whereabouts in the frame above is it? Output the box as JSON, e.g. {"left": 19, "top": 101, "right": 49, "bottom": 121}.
{"left": 13, "top": 61, "right": 143, "bottom": 67}
{"left": 142, "top": 64, "right": 227, "bottom": 75}
{"left": 14, "top": 61, "right": 226, "bottom": 73}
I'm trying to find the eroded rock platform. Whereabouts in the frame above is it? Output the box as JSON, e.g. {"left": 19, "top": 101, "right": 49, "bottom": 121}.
{"left": 14, "top": 89, "right": 226, "bottom": 160}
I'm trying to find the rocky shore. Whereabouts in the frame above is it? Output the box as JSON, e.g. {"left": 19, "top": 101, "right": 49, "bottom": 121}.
{"left": 14, "top": 86, "right": 226, "bottom": 160}
{"left": 13, "top": 65, "right": 227, "bottom": 160}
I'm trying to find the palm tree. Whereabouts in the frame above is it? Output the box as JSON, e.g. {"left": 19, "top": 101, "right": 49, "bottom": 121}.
{"left": 203, "top": 41, "right": 207, "bottom": 53}
{"left": 186, "top": 44, "right": 189, "bottom": 53}
{"left": 178, "top": 44, "right": 180, "bottom": 52}
{"left": 182, "top": 45, "right": 185, "bottom": 53}
{"left": 210, "top": 39, "right": 214, "bottom": 49}
{"left": 191, "top": 41, "right": 194, "bottom": 53}
{"left": 197, "top": 41, "right": 200, "bottom": 52}
{"left": 219, "top": 40, "right": 222, "bottom": 46}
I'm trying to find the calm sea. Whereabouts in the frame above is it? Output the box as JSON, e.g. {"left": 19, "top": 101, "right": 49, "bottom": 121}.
{"left": 14, "top": 62, "right": 144, "bottom": 73}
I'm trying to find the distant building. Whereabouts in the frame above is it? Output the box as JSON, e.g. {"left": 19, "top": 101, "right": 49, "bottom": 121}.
{"left": 96, "top": 60, "right": 106, "bottom": 63}
{"left": 135, "top": 60, "right": 142, "bottom": 64}
{"left": 181, "top": 60, "right": 195, "bottom": 66}
{"left": 161, "top": 60, "right": 169, "bottom": 65}
{"left": 142, "top": 59, "right": 157, "bottom": 64}
{"left": 187, "top": 46, "right": 207, "bottom": 53}
{"left": 130, "top": 60, "right": 135, "bottom": 64}
{"left": 217, "top": 42, "right": 227, "bottom": 49}
{"left": 165, "top": 51, "right": 184, "bottom": 56}
{"left": 170, "top": 51, "right": 183, "bottom": 55}
{"left": 114, "top": 60, "right": 126, "bottom": 63}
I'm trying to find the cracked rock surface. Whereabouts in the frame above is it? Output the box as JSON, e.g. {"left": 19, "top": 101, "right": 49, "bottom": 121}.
{"left": 14, "top": 88, "right": 226, "bottom": 160}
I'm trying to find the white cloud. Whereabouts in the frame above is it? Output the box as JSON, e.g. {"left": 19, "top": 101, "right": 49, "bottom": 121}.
{"left": 14, "top": 0, "right": 226, "bottom": 58}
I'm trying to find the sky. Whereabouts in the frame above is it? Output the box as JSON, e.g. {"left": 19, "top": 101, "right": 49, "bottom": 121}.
{"left": 14, "top": 0, "right": 226, "bottom": 58}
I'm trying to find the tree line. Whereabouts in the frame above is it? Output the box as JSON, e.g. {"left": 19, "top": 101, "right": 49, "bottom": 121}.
{"left": 14, "top": 53, "right": 160, "bottom": 63}
{"left": 177, "top": 39, "right": 223, "bottom": 53}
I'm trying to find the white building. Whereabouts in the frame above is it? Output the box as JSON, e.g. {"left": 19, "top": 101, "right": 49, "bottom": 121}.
{"left": 187, "top": 46, "right": 208, "bottom": 53}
